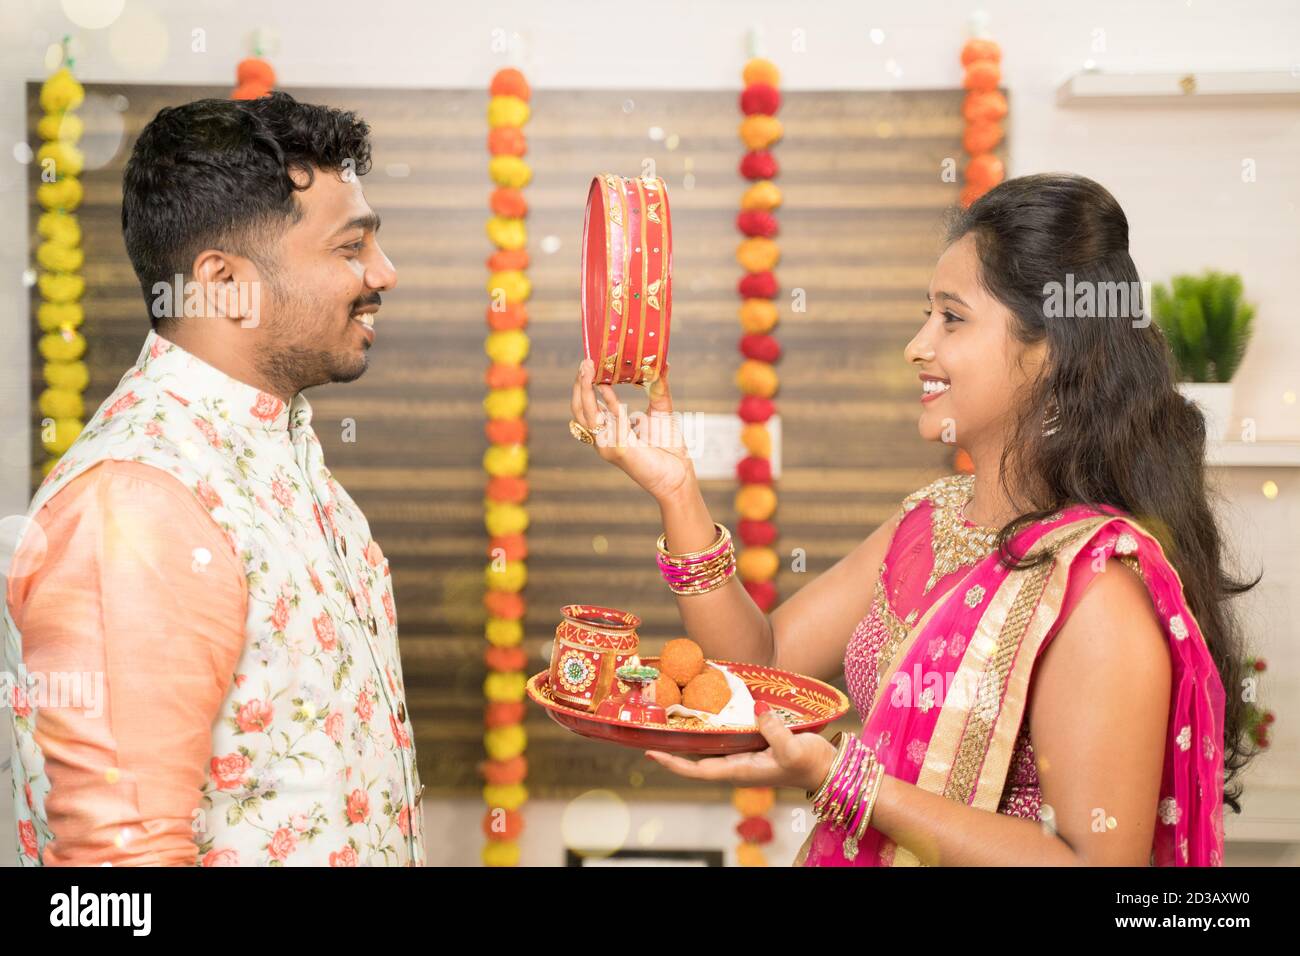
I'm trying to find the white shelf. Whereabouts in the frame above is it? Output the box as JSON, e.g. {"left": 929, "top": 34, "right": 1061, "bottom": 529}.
{"left": 1057, "top": 70, "right": 1300, "bottom": 107}
{"left": 1207, "top": 441, "right": 1300, "bottom": 468}
{"left": 1225, "top": 785, "right": 1300, "bottom": 844}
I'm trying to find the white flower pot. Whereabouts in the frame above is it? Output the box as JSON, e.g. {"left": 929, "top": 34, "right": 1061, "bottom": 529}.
{"left": 1178, "top": 382, "right": 1234, "bottom": 443}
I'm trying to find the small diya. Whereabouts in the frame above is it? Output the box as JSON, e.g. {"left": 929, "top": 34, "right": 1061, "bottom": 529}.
{"left": 593, "top": 665, "right": 667, "bottom": 726}
{"left": 548, "top": 604, "right": 640, "bottom": 712}
{"left": 580, "top": 173, "right": 673, "bottom": 386}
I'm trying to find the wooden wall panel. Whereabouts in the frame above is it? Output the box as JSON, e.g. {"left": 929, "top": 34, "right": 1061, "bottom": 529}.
{"left": 27, "top": 83, "right": 1003, "bottom": 800}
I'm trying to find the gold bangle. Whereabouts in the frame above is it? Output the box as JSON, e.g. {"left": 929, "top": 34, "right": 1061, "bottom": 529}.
{"left": 660, "top": 536, "right": 737, "bottom": 595}
{"left": 834, "top": 749, "right": 871, "bottom": 829}
{"left": 657, "top": 522, "right": 730, "bottom": 561}
{"left": 807, "top": 732, "right": 850, "bottom": 806}
{"left": 859, "top": 760, "right": 886, "bottom": 835}
{"left": 662, "top": 552, "right": 736, "bottom": 584}
{"left": 662, "top": 549, "right": 735, "bottom": 577}
{"left": 806, "top": 733, "right": 847, "bottom": 806}
{"left": 852, "top": 759, "right": 883, "bottom": 843}
{"left": 665, "top": 573, "right": 734, "bottom": 597}
{"left": 658, "top": 524, "right": 729, "bottom": 560}
{"left": 817, "top": 734, "right": 864, "bottom": 825}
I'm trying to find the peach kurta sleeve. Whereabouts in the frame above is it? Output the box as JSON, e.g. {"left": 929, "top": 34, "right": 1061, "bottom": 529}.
{"left": 6, "top": 460, "right": 247, "bottom": 866}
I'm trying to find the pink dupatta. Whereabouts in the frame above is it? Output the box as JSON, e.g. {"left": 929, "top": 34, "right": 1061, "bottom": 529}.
{"left": 798, "top": 504, "right": 1226, "bottom": 867}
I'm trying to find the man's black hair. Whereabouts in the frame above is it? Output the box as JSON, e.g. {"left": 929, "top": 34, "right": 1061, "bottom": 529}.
{"left": 121, "top": 91, "right": 372, "bottom": 328}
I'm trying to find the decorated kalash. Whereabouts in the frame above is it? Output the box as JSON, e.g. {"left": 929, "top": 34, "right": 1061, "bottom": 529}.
{"left": 532, "top": 171, "right": 850, "bottom": 755}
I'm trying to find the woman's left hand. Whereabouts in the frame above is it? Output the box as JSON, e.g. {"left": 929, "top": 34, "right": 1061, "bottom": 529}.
{"left": 645, "top": 703, "right": 837, "bottom": 791}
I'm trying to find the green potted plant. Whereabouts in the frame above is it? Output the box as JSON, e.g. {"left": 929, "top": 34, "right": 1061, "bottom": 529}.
{"left": 1152, "top": 270, "right": 1255, "bottom": 442}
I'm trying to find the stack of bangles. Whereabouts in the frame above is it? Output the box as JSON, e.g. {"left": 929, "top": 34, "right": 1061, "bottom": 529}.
{"left": 806, "top": 731, "right": 887, "bottom": 862}
{"left": 656, "top": 522, "right": 736, "bottom": 596}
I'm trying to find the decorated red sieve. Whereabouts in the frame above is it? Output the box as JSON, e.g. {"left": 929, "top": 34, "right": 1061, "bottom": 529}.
{"left": 580, "top": 174, "right": 673, "bottom": 386}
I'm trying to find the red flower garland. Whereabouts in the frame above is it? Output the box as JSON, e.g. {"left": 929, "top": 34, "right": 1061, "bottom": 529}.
{"left": 738, "top": 272, "right": 778, "bottom": 298}
{"left": 736, "top": 210, "right": 779, "bottom": 237}
{"left": 733, "top": 56, "right": 785, "bottom": 869}
{"left": 739, "top": 150, "right": 779, "bottom": 180}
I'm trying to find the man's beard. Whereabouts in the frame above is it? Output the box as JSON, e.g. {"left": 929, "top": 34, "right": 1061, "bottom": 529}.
{"left": 261, "top": 342, "right": 368, "bottom": 395}
{"left": 254, "top": 281, "right": 370, "bottom": 396}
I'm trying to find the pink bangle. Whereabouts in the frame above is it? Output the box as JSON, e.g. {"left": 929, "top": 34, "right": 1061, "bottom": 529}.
{"left": 656, "top": 539, "right": 732, "bottom": 576}
{"left": 813, "top": 739, "right": 853, "bottom": 814}
{"left": 846, "top": 755, "right": 880, "bottom": 836}
{"left": 656, "top": 525, "right": 736, "bottom": 595}
{"left": 832, "top": 742, "right": 870, "bottom": 828}
{"left": 818, "top": 734, "right": 865, "bottom": 820}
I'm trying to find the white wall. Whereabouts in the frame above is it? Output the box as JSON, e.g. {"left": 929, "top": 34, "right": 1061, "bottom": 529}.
{"left": 2, "top": 0, "right": 1298, "bottom": 867}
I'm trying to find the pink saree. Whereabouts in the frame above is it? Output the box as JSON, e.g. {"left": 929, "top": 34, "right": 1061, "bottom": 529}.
{"left": 797, "top": 475, "right": 1227, "bottom": 867}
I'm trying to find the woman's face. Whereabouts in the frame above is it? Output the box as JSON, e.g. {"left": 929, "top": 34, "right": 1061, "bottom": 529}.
{"left": 905, "top": 233, "right": 1046, "bottom": 456}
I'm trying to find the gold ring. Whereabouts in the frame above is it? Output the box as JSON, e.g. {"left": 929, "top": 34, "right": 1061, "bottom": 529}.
{"left": 569, "top": 420, "right": 595, "bottom": 445}
{"left": 589, "top": 415, "right": 607, "bottom": 435}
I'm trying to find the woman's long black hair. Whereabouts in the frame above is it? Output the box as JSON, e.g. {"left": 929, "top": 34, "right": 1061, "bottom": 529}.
{"left": 946, "top": 173, "right": 1260, "bottom": 812}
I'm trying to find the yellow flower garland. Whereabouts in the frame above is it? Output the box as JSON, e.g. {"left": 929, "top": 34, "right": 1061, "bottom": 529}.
{"left": 36, "top": 49, "right": 87, "bottom": 474}
{"left": 482, "top": 67, "right": 532, "bottom": 868}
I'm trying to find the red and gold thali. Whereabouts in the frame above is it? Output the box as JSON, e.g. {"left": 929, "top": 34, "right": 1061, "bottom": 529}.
{"left": 526, "top": 656, "right": 850, "bottom": 755}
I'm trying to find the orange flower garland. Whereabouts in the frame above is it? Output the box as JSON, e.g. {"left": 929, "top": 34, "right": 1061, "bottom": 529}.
{"left": 959, "top": 35, "right": 1005, "bottom": 208}
{"left": 954, "top": 34, "right": 1002, "bottom": 478}
{"left": 231, "top": 55, "right": 275, "bottom": 100}
{"left": 734, "top": 56, "right": 783, "bottom": 867}
{"left": 482, "top": 67, "right": 532, "bottom": 868}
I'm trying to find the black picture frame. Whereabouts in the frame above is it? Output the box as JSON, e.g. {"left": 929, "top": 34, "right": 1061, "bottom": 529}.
{"left": 565, "top": 848, "right": 724, "bottom": 867}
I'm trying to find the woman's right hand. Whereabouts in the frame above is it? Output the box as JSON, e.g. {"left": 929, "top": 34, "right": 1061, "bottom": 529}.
{"left": 570, "top": 359, "right": 697, "bottom": 504}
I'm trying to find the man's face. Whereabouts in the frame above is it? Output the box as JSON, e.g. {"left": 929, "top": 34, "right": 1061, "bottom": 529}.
{"left": 252, "top": 166, "right": 396, "bottom": 392}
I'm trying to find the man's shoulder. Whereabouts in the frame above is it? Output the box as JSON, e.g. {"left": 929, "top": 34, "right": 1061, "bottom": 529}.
{"left": 35, "top": 459, "right": 217, "bottom": 528}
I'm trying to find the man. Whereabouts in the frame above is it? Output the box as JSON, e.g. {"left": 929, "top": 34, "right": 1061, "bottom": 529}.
{"left": 4, "top": 92, "right": 423, "bottom": 865}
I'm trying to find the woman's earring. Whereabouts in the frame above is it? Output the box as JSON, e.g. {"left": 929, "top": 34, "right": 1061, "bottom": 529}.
{"left": 1042, "top": 397, "right": 1061, "bottom": 438}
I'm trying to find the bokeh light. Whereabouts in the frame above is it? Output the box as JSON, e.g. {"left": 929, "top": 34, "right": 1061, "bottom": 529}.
{"left": 61, "top": 0, "right": 125, "bottom": 30}
{"left": 637, "top": 817, "right": 663, "bottom": 846}
{"left": 107, "top": 6, "right": 169, "bottom": 75}
{"left": 78, "top": 93, "right": 128, "bottom": 171}
{"left": 561, "top": 789, "right": 630, "bottom": 858}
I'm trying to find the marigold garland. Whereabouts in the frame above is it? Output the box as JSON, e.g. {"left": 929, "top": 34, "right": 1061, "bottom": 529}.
{"left": 959, "top": 32, "right": 1005, "bottom": 208}
{"left": 231, "top": 55, "right": 276, "bottom": 100}
{"left": 734, "top": 56, "right": 784, "bottom": 867}
{"left": 36, "top": 40, "right": 87, "bottom": 477}
{"left": 482, "top": 67, "right": 532, "bottom": 867}
{"left": 953, "top": 32, "right": 1002, "bottom": 480}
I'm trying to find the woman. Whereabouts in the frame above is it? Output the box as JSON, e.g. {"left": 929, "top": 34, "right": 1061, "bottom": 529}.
{"left": 567, "top": 173, "right": 1256, "bottom": 866}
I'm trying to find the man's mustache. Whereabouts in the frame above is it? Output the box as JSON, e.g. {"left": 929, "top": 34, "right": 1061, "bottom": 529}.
{"left": 350, "top": 293, "right": 382, "bottom": 314}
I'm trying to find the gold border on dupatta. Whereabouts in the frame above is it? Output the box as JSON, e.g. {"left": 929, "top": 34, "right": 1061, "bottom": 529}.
{"left": 865, "top": 576, "right": 964, "bottom": 719}
{"left": 966, "top": 519, "right": 1110, "bottom": 812}
{"left": 890, "top": 516, "right": 1109, "bottom": 867}
{"left": 790, "top": 575, "right": 958, "bottom": 868}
